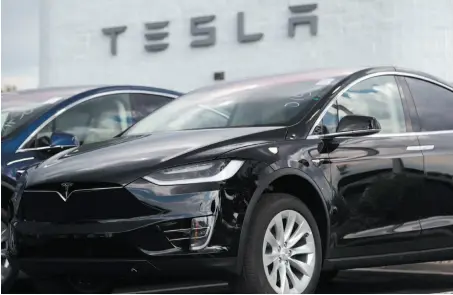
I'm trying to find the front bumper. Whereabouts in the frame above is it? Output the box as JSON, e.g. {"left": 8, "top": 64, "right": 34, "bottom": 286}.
{"left": 16, "top": 257, "right": 236, "bottom": 279}
{"left": 10, "top": 174, "right": 255, "bottom": 278}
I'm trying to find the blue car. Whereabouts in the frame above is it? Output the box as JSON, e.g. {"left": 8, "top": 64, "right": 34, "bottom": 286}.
{"left": 1, "top": 85, "right": 181, "bottom": 289}
{"left": 1, "top": 85, "right": 181, "bottom": 199}
{"left": 2, "top": 85, "right": 181, "bottom": 185}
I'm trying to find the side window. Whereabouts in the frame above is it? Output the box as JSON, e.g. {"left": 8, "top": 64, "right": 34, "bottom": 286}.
{"left": 320, "top": 75, "right": 406, "bottom": 134}
{"left": 130, "top": 93, "right": 173, "bottom": 124}
{"left": 406, "top": 77, "right": 453, "bottom": 131}
{"left": 33, "top": 93, "right": 135, "bottom": 147}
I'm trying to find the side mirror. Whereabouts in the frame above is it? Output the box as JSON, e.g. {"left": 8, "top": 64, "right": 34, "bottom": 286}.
{"left": 320, "top": 115, "right": 381, "bottom": 140}
{"left": 50, "top": 132, "right": 80, "bottom": 149}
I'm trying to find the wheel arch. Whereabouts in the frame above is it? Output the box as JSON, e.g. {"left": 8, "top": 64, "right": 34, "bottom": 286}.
{"left": 235, "top": 168, "right": 331, "bottom": 274}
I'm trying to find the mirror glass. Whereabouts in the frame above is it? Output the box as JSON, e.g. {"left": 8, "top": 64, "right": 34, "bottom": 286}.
{"left": 336, "top": 115, "right": 381, "bottom": 133}
{"left": 50, "top": 132, "right": 80, "bottom": 148}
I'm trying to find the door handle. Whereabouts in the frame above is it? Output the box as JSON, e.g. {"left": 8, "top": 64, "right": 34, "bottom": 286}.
{"left": 311, "top": 158, "right": 330, "bottom": 166}
{"left": 406, "top": 145, "right": 434, "bottom": 151}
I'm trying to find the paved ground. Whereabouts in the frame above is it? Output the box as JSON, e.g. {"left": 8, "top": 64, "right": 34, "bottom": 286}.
{"left": 8, "top": 263, "right": 453, "bottom": 294}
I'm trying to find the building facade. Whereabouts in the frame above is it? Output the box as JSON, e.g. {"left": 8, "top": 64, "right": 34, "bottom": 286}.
{"left": 39, "top": 0, "right": 453, "bottom": 92}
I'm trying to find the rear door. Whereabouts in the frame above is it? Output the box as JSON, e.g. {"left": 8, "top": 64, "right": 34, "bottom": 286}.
{"left": 315, "top": 74, "right": 425, "bottom": 258}
{"left": 404, "top": 76, "right": 453, "bottom": 252}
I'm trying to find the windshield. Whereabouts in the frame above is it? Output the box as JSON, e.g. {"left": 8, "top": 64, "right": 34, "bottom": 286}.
{"left": 126, "top": 77, "right": 342, "bottom": 135}
{"left": 1, "top": 103, "right": 53, "bottom": 137}
{"left": 1, "top": 90, "right": 79, "bottom": 138}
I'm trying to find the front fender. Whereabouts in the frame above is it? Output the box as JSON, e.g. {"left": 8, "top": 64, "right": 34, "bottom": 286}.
{"left": 234, "top": 166, "right": 332, "bottom": 274}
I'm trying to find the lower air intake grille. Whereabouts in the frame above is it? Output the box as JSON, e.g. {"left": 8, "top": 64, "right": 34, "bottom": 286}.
{"left": 18, "top": 188, "right": 158, "bottom": 222}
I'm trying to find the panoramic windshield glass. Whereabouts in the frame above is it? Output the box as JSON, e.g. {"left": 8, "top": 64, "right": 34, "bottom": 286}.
{"left": 126, "top": 76, "right": 343, "bottom": 135}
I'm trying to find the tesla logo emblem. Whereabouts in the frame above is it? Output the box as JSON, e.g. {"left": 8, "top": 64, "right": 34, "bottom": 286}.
{"left": 60, "top": 182, "right": 74, "bottom": 202}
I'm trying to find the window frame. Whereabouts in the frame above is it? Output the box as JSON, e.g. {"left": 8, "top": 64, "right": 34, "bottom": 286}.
{"left": 16, "top": 90, "right": 178, "bottom": 153}
{"left": 307, "top": 71, "right": 453, "bottom": 139}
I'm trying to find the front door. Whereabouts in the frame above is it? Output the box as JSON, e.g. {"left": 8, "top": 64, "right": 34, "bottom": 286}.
{"left": 316, "top": 75, "right": 425, "bottom": 258}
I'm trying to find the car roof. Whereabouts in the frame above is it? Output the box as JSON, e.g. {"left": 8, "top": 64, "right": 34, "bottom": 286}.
{"left": 211, "top": 68, "right": 363, "bottom": 89}
{"left": 186, "top": 66, "right": 451, "bottom": 99}
{"left": 184, "top": 68, "right": 368, "bottom": 99}
{"left": 1, "top": 85, "right": 183, "bottom": 110}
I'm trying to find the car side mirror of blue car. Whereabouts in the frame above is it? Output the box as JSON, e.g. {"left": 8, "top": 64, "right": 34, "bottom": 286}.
{"left": 50, "top": 132, "right": 80, "bottom": 149}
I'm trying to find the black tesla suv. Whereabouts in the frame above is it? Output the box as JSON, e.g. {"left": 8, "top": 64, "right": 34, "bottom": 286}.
{"left": 8, "top": 67, "right": 453, "bottom": 293}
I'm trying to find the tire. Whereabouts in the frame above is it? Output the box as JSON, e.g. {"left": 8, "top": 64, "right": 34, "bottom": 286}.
{"left": 32, "top": 276, "right": 113, "bottom": 294}
{"left": 1, "top": 208, "right": 19, "bottom": 293}
{"left": 233, "top": 193, "right": 323, "bottom": 293}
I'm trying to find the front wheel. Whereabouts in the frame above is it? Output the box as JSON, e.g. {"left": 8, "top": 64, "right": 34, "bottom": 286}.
{"left": 234, "top": 193, "right": 323, "bottom": 293}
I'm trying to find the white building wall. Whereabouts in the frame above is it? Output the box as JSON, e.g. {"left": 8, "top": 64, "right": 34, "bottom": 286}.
{"left": 39, "top": 0, "right": 453, "bottom": 92}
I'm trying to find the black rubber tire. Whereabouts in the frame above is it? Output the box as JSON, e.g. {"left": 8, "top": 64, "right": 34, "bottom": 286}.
{"left": 319, "top": 270, "right": 339, "bottom": 283}
{"left": 1, "top": 208, "right": 19, "bottom": 293}
{"left": 232, "top": 193, "right": 323, "bottom": 293}
{"left": 32, "top": 277, "right": 113, "bottom": 294}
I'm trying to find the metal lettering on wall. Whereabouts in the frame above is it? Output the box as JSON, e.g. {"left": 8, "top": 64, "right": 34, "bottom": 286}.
{"left": 102, "top": 4, "right": 318, "bottom": 56}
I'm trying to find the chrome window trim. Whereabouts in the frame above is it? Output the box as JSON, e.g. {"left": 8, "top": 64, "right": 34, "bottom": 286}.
{"left": 307, "top": 71, "right": 453, "bottom": 137}
{"left": 16, "top": 90, "right": 179, "bottom": 152}
{"left": 18, "top": 145, "right": 78, "bottom": 153}
{"left": 315, "top": 129, "right": 381, "bottom": 139}
{"left": 307, "top": 129, "right": 453, "bottom": 140}
{"left": 6, "top": 157, "right": 35, "bottom": 166}
{"left": 24, "top": 186, "right": 123, "bottom": 202}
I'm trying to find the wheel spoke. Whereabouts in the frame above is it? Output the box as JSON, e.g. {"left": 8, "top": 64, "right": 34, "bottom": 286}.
{"left": 290, "top": 242, "right": 315, "bottom": 256}
{"left": 265, "top": 231, "right": 279, "bottom": 249}
{"left": 289, "top": 258, "right": 313, "bottom": 277}
{"left": 284, "top": 276, "right": 290, "bottom": 294}
{"left": 284, "top": 212, "right": 296, "bottom": 242}
{"left": 263, "top": 209, "right": 316, "bottom": 294}
{"left": 274, "top": 214, "right": 285, "bottom": 245}
{"left": 287, "top": 221, "right": 310, "bottom": 249}
{"left": 263, "top": 253, "right": 279, "bottom": 266}
{"left": 278, "top": 262, "right": 287, "bottom": 294}
{"left": 269, "top": 260, "right": 279, "bottom": 285}
{"left": 286, "top": 264, "right": 299, "bottom": 291}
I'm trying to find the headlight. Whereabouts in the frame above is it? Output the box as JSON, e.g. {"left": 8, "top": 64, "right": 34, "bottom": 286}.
{"left": 143, "top": 159, "right": 244, "bottom": 185}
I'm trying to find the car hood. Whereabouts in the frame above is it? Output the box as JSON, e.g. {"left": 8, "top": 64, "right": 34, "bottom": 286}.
{"left": 25, "top": 126, "right": 286, "bottom": 187}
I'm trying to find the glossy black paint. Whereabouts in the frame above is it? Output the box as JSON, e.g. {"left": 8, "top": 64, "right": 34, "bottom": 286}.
{"left": 416, "top": 134, "right": 453, "bottom": 249}
{"left": 327, "top": 135, "right": 425, "bottom": 257}
{"left": 10, "top": 67, "right": 453, "bottom": 280}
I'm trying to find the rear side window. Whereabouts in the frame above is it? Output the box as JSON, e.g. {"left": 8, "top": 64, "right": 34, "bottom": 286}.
{"left": 406, "top": 78, "right": 453, "bottom": 131}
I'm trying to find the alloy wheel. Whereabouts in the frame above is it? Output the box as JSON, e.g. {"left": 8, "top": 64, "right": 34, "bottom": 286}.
{"left": 262, "top": 210, "right": 316, "bottom": 294}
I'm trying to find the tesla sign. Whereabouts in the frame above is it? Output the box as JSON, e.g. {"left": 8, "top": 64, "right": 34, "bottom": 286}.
{"left": 102, "top": 4, "right": 318, "bottom": 56}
